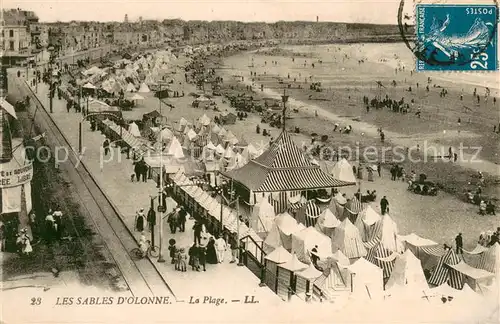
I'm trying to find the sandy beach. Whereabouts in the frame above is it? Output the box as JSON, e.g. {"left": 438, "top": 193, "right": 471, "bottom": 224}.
{"left": 113, "top": 46, "right": 499, "bottom": 250}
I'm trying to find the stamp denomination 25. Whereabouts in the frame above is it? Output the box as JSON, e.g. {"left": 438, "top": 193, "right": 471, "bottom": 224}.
{"left": 415, "top": 4, "right": 498, "bottom": 71}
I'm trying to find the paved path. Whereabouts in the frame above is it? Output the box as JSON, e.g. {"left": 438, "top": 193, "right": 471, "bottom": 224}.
{"left": 32, "top": 82, "right": 281, "bottom": 303}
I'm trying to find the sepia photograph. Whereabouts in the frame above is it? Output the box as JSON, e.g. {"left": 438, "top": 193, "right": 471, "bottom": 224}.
{"left": 0, "top": 0, "right": 498, "bottom": 323}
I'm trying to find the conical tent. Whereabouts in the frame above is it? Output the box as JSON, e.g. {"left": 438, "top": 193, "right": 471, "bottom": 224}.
{"left": 199, "top": 114, "right": 211, "bottom": 126}
{"left": 159, "top": 128, "right": 174, "bottom": 142}
{"left": 476, "top": 242, "right": 500, "bottom": 274}
{"left": 346, "top": 257, "right": 384, "bottom": 298}
{"left": 297, "top": 263, "right": 322, "bottom": 280}
{"left": 280, "top": 253, "right": 308, "bottom": 272}
{"left": 331, "top": 218, "right": 367, "bottom": 260}
{"left": 315, "top": 208, "right": 340, "bottom": 237}
{"left": 428, "top": 248, "right": 464, "bottom": 289}
{"left": 252, "top": 196, "right": 275, "bottom": 233}
{"left": 138, "top": 83, "right": 150, "bottom": 93}
{"left": 263, "top": 223, "right": 283, "bottom": 253}
{"left": 330, "top": 158, "right": 357, "bottom": 183}
{"left": 275, "top": 212, "right": 300, "bottom": 250}
{"left": 128, "top": 122, "right": 141, "bottom": 137}
{"left": 385, "top": 250, "right": 429, "bottom": 292}
{"left": 166, "top": 137, "right": 185, "bottom": 159}
{"left": 265, "top": 246, "right": 292, "bottom": 264}
{"left": 291, "top": 226, "right": 332, "bottom": 264}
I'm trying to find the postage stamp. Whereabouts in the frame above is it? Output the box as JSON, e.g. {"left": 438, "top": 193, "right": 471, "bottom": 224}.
{"left": 415, "top": 4, "right": 498, "bottom": 72}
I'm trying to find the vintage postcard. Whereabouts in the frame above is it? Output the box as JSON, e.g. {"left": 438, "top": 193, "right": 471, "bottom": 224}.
{"left": 0, "top": 0, "right": 498, "bottom": 323}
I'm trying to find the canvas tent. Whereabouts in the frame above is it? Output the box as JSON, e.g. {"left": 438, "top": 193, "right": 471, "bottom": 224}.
{"left": 296, "top": 264, "right": 322, "bottom": 295}
{"left": 330, "top": 158, "right": 357, "bottom": 183}
{"left": 291, "top": 226, "right": 332, "bottom": 264}
{"left": 251, "top": 195, "right": 276, "bottom": 233}
{"left": 448, "top": 261, "right": 494, "bottom": 291}
{"left": 277, "top": 253, "right": 308, "bottom": 299}
{"left": 355, "top": 205, "right": 381, "bottom": 241}
{"left": 315, "top": 208, "right": 340, "bottom": 237}
{"left": 331, "top": 218, "right": 367, "bottom": 260}
{"left": 385, "top": 250, "right": 429, "bottom": 294}
{"left": 346, "top": 257, "right": 384, "bottom": 299}
{"left": 428, "top": 248, "right": 464, "bottom": 289}
{"left": 275, "top": 212, "right": 300, "bottom": 251}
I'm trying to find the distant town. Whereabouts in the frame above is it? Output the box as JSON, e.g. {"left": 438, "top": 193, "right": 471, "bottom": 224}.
{"left": 1, "top": 8, "right": 405, "bottom": 69}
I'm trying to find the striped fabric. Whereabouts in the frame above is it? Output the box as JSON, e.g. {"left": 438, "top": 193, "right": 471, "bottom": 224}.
{"left": 343, "top": 197, "right": 363, "bottom": 223}
{"left": 475, "top": 243, "right": 499, "bottom": 273}
{"left": 258, "top": 168, "right": 351, "bottom": 192}
{"left": 362, "top": 237, "right": 381, "bottom": 250}
{"left": 268, "top": 191, "right": 288, "bottom": 215}
{"left": 288, "top": 201, "right": 306, "bottom": 211}
{"left": 365, "top": 246, "right": 395, "bottom": 279}
{"left": 305, "top": 201, "right": 321, "bottom": 227}
{"left": 428, "top": 249, "right": 464, "bottom": 289}
{"left": 254, "top": 131, "right": 313, "bottom": 169}
{"left": 421, "top": 246, "right": 446, "bottom": 258}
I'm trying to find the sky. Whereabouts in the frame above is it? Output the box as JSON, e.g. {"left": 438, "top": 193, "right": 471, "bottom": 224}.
{"left": 3, "top": 0, "right": 405, "bottom": 24}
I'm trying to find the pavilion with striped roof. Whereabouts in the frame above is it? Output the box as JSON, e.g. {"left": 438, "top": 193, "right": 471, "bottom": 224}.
{"left": 223, "top": 130, "right": 355, "bottom": 206}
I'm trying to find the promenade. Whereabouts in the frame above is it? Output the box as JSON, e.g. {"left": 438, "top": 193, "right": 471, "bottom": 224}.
{"left": 31, "top": 81, "right": 281, "bottom": 303}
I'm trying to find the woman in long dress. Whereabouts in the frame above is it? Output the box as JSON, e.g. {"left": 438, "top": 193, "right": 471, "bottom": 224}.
{"left": 215, "top": 235, "right": 227, "bottom": 263}
{"left": 206, "top": 237, "right": 218, "bottom": 264}
{"left": 135, "top": 209, "right": 145, "bottom": 232}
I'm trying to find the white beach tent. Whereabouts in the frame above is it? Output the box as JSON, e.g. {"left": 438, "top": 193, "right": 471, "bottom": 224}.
{"left": 252, "top": 196, "right": 276, "bottom": 233}
{"left": 291, "top": 226, "right": 332, "bottom": 264}
{"left": 275, "top": 212, "right": 300, "bottom": 251}
{"left": 346, "top": 257, "right": 384, "bottom": 299}
{"left": 128, "top": 122, "right": 141, "bottom": 137}
{"left": 138, "top": 83, "right": 150, "bottom": 93}
{"left": 167, "top": 137, "right": 185, "bottom": 159}
{"left": 385, "top": 249, "right": 429, "bottom": 294}
{"left": 215, "top": 144, "right": 225, "bottom": 156}
{"left": 315, "top": 208, "right": 340, "bottom": 237}
{"left": 263, "top": 223, "right": 283, "bottom": 253}
{"left": 159, "top": 127, "right": 174, "bottom": 142}
{"left": 331, "top": 218, "right": 367, "bottom": 260}
{"left": 331, "top": 158, "right": 357, "bottom": 183}
{"left": 186, "top": 128, "right": 198, "bottom": 141}
{"left": 330, "top": 193, "right": 347, "bottom": 217}
{"left": 398, "top": 232, "right": 439, "bottom": 269}
{"left": 199, "top": 114, "right": 211, "bottom": 126}
{"left": 178, "top": 117, "right": 188, "bottom": 131}
{"left": 448, "top": 261, "right": 494, "bottom": 291}
{"left": 211, "top": 124, "right": 221, "bottom": 135}
{"left": 264, "top": 246, "right": 292, "bottom": 293}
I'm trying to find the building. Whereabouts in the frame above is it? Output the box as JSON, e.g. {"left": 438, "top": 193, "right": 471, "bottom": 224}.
{"left": 0, "top": 8, "right": 37, "bottom": 66}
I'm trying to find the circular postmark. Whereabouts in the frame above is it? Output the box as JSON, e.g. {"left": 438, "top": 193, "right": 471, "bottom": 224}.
{"left": 398, "top": 0, "right": 499, "bottom": 69}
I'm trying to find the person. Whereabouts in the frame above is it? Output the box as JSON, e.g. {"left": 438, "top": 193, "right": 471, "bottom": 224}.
{"left": 53, "top": 208, "right": 63, "bottom": 240}
{"left": 310, "top": 245, "right": 319, "bottom": 267}
{"left": 178, "top": 248, "right": 188, "bottom": 272}
{"left": 193, "top": 221, "right": 202, "bottom": 244}
{"left": 178, "top": 206, "right": 187, "bottom": 232}
{"left": 168, "top": 238, "right": 177, "bottom": 264}
{"left": 455, "top": 233, "right": 463, "bottom": 255}
{"left": 135, "top": 208, "right": 145, "bottom": 232}
{"left": 139, "top": 239, "right": 151, "bottom": 258}
{"left": 229, "top": 235, "right": 238, "bottom": 264}
{"left": 45, "top": 211, "right": 56, "bottom": 243}
{"left": 206, "top": 237, "right": 218, "bottom": 264}
{"left": 488, "top": 228, "right": 499, "bottom": 246}
{"left": 486, "top": 201, "right": 496, "bottom": 215}
{"left": 19, "top": 229, "right": 33, "bottom": 256}
{"left": 189, "top": 243, "right": 200, "bottom": 271}
{"left": 215, "top": 234, "right": 227, "bottom": 263}
{"left": 198, "top": 244, "right": 207, "bottom": 271}
{"left": 147, "top": 206, "right": 156, "bottom": 232}
{"left": 103, "top": 139, "right": 110, "bottom": 156}
{"left": 380, "top": 196, "right": 389, "bottom": 215}
{"left": 139, "top": 231, "right": 146, "bottom": 246}
{"left": 168, "top": 209, "right": 179, "bottom": 234}
{"left": 479, "top": 200, "right": 487, "bottom": 215}
{"left": 377, "top": 162, "right": 381, "bottom": 177}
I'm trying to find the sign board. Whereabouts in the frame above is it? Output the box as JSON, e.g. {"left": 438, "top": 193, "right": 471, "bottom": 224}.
{"left": 157, "top": 205, "right": 166, "bottom": 213}
{"left": 0, "top": 163, "right": 33, "bottom": 188}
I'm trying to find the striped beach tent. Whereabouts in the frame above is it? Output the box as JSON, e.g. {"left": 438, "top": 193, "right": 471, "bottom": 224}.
{"left": 355, "top": 205, "right": 381, "bottom": 241}
{"left": 365, "top": 214, "right": 404, "bottom": 278}
{"left": 331, "top": 218, "right": 367, "bottom": 260}
{"left": 343, "top": 196, "right": 363, "bottom": 223}
{"left": 428, "top": 248, "right": 464, "bottom": 289}
{"left": 305, "top": 200, "right": 322, "bottom": 227}
{"left": 476, "top": 242, "right": 500, "bottom": 274}
{"left": 268, "top": 191, "right": 288, "bottom": 215}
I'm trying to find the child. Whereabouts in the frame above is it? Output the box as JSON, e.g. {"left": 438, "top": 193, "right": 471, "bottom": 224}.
{"left": 178, "top": 248, "right": 187, "bottom": 272}
{"left": 140, "top": 239, "right": 151, "bottom": 258}
{"left": 168, "top": 239, "right": 177, "bottom": 264}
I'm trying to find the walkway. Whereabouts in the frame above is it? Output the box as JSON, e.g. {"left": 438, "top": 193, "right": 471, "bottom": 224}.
{"left": 31, "top": 81, "right": 281, "bottom": 303}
